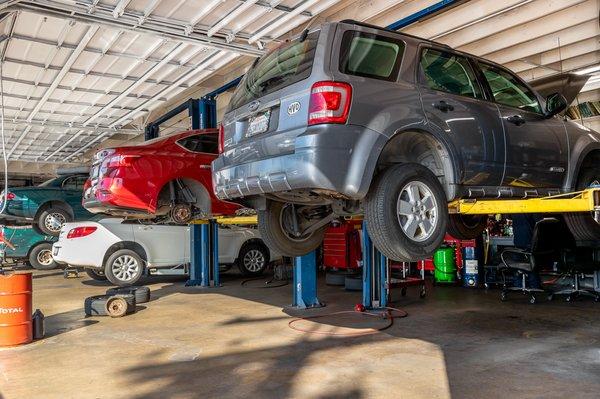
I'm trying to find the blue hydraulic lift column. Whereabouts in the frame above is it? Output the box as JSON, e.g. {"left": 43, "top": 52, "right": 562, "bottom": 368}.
{"left": 292, "top": 251, "right": 323, "bottom": 309}
{"left": 358, "top": 0, "right": 460, "bottom": 305}
{"left": 186, "top": 95, "right": 220, "bottom": 287}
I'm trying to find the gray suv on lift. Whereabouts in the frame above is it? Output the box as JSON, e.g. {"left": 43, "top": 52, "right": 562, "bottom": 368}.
{"left": 212, "top": 20, "right": 600, "bottom": 260}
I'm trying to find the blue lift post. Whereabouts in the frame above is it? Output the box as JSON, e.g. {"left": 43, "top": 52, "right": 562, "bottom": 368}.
{"left": 361, "top": 222, "right": 388, "bottom": 309}
{"left": 292, "top": 251, "right": 323, "bottom": 309}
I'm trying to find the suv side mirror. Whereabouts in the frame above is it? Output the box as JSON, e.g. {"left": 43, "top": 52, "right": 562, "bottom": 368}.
{"left": 545, "top": 92, "right": 568, "bottom": 118}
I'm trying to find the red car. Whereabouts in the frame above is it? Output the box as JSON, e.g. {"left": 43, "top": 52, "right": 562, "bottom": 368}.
{"left": 83, "top": 129, "right": 240, "bottom": 223}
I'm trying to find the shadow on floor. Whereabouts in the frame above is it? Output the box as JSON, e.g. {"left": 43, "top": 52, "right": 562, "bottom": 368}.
{"left": 129, "top": 278, "right": 600, "bottom": 398}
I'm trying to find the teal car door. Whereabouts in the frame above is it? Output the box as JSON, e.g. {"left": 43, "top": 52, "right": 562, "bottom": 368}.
{"left": 60, "top": 175, "right": 92, "bottom": 219}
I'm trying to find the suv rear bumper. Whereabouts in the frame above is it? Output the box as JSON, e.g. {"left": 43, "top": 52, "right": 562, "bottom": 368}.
{"left": 212, "top": 124, "right": 386, "bottom": 201}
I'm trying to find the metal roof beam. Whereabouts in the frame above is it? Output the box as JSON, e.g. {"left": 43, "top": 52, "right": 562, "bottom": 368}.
{"left": 7, "top": 126, "right": 31, "bottom": 159}
{"left": 3, "top": 56, "right": 186, "bottom": 87}
{"left": 208, "top": 0, "right": 258, "bottom": 37}
{"left": 112, "top": 0, "right": 133, "bottom": 18}
{"left": 110, "top": 50, "right": 240, "bottom": 127}
{"left": 248, "top": 0, "right": 338, "bottom": 44}
{"left": 25, "top": 24, "right": 99, "bottom": 123}
{"left": 82, "top": 42, "right": 189, "bottom": 126}
{"left": 1, "top": 75, "right": 168, "bottom": 102}
{"left": 64, "top": 132, "right": 108, "bottom": 161}
{"left": 6, "top": 118, "right": 142, "bottom": 134}
{"left": 13, "top": 1, "right": 264, "bottom": 56}
{"left": 10, "top": 33, "right": 198, "bottom": 69}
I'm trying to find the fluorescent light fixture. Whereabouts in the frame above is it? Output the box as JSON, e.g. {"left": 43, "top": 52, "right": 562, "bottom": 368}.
{"left": 575, "top": 65, "right": 600, "bottom": 75}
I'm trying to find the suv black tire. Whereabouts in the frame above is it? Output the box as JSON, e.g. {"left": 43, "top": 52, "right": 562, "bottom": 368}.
{"left": 447, "top": 214, "right": 487, "bottom": 240}
{"left": 37, "top": 207, "right": 72, "bottom": 236}
{"left": 258, "top": 201, "right": 326, "bottom": 257}
{"left": 237, "top": 243, "right": 269, "bottom": 276}
{"left": 365, "top": 163, "right": 448, "bottom": 261}
{"left": 564, "top": 168, "right": 600, "bottom": 241}
{"left": 104, "top": 249, "right": 144, "bottom": 286}
{"left": 28, "top": 242, "right": 58, "bottom": 270}
{"left": 86, "top": 268, "right": 108, "bottom": 281}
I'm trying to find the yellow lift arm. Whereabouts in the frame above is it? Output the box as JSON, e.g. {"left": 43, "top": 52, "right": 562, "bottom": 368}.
{"left": 448, "top": 187, "right": 600, "bottom": 216}
{"left": 195, "top": 188, "right": 600, "bottom": 224}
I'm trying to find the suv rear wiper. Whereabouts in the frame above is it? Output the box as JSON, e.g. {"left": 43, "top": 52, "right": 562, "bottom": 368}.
{"left": 257, "top": 75, "right": 286, "bottom": 92}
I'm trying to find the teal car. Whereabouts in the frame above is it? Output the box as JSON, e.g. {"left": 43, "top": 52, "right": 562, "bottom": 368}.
{"left": 0, "top": 172, "right": 92, "bottom": 236}
{"left": 0, "top": 225, "right": 58, "bottom": 270}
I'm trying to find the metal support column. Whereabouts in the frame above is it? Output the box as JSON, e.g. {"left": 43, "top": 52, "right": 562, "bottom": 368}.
{"left": 362, "top": 222, "right": 388, "bottom": 309}
{"left": 186, "top": 223, "right": 210, "bottom": 287}
{"left": 292, "top": 251, "right": 324, "bottom": 309}
{"left": 186, "top": 221, "right": 220, "bottom": 287}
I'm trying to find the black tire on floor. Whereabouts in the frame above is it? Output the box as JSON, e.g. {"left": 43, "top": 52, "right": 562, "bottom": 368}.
{"left": 326, "top": 271, "right": 347, "bottom": 286}
{"left": 258, "top": 201, "right": 327, "bottom": 257}
{"left": 105, "top": 294, "right": 136, "bottom": 317}
{"left": 447, "top": 214, "right": 487, "bottom": 240}
{"left": 28, "top": 242, "right": 58, "bottom": 270}
{"left": 344, "top": 275, "right": 362, "bottom": 291}
{"left": 86, "top": 268, "right": 108, "bottom": 281}
{"left": 84, "top": 294, "right": 136, "bottom": 317}
{"left": 236, "top": 243, "right": 269, "bottom": 276}
{"left": 106, "top": 286, "right": 151, "bottom": 304}
{"left": 104, "top": 249, "right": 145, "bottom": 287}
{"left": 365, "top": 163, "right": 448, "bottom": 261}
{"left": 37, "top": 207, "right": 72, "bottom": 236}
{"left": 564, "top": 168, "right": 600, "bottom": 241}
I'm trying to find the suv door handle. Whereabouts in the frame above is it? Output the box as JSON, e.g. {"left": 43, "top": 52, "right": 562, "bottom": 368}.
{"left": 432, "top": 101, "right": 454, "bottom": 112}
{"left": 506, "top": 115, "right": 526, "bottom": 126}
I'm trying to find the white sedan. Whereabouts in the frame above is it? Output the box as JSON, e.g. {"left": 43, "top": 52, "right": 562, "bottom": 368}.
{"left": 52, "top": 218, "right": 279, "bottom": 286}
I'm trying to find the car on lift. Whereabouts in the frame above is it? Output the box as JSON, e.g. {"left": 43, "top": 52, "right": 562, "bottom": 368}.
{"left": 83, "top": 129, "right": 241, "bottom": 224}
{"left": 0, "top": 225, "right": 58, "bottom": 270}
{"left": 0, "top": 170, "right": 92, "bottom": 236}
{"left": 52, "top": 218, "right": 280, "bottom": 286}
{"left": 212, "top": 20, "right": 600, "bottom": 260}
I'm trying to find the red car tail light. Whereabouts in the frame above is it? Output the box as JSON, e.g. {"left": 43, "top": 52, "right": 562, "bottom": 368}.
{"left": 107, "top": 154, "right": 139, "bottom": 168}
{"left": 308, "top": 81, "right": 352, "bottom": 126}
{"left": 4, "top": 192, "right": 15, "bottom": 201}
{"left": 67, "top": 226, "right": 97, "bottom": 239}
{"left": 218, "top": 123, "right": 225, "bottom": 154}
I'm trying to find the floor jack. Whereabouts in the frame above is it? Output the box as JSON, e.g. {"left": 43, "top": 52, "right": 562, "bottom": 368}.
{"left": 63, "top": 266, "right": 80, "bottom": 279}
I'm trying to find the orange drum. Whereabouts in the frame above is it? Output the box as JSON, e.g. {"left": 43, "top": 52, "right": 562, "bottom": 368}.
{"left": 0, "top": 273, "right": 32, "bottom": 346}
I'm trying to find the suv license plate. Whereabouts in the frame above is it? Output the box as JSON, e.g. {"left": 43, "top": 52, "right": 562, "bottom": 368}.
{"left": 246, "top": 111, "right": 270, "bottom": 138}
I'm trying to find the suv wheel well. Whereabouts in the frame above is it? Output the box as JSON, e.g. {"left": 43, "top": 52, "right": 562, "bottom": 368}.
{"left": 35, "top": 200, "right": 73, "bottom": 221}
{"left": 376, "top": 131, "right": 456, "bottom": 199}
{"left": 157, "top": 178, "right": 211, "bottom": 214}
{"left": 578, "top": 150, "right": 600, "bottom": 182}
{"left": 103, "top": 241, "right": 147, "bottom": 268}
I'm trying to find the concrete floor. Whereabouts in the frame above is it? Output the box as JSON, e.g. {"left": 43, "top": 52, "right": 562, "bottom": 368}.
{"left": 2, "top": 269, "right": 600, "bottom": 399}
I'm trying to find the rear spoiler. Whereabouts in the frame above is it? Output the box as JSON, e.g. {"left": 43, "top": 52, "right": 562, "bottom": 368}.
{"left": 529, "top": 73, "right": 589, "bottom": 105}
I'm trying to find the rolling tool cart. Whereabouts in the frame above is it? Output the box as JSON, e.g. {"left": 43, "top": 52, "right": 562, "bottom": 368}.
{"left": 388, "top": 260, "right": 427, "bottom": 300}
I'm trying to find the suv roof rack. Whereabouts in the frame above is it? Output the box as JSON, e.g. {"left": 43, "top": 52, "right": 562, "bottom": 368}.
{"left": 339, "top": 19, "right": 452, "bottom": 49}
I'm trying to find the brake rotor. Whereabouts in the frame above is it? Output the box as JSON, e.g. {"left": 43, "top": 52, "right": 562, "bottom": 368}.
{"left": 171, "top": 204, "right": 192, "bottom": 224}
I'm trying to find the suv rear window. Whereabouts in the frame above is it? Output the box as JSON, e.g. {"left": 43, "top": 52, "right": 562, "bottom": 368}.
{"left": 339, "top": 31, "right": 405, "bottom": 81}
{"left": 177, "top": 134, "right": 218, "bottom": 154}
{"left": 228, "top": 31, "right": 319, "bottom": 111}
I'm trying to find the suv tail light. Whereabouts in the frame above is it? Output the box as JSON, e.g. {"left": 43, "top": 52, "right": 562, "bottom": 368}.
{"left": 308, "top": 81, "right": 352, "bottom": 126}
{"left": 218, "top": 123, "right": 225, "bottom": 154}
{"left": 67, "top": 226, "right": 97, "bottom": 239}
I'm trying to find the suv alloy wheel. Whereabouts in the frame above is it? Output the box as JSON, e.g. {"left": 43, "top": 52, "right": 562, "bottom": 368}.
{"left": 365, "top": 163, "right": 448, "bottom": 261}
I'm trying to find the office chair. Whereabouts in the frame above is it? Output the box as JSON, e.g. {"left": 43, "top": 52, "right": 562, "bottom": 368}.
{"left": 547, "top": 245, "right": 600, "bottom": 302}
{"left": 500, "top": 218, "right": 570, "bottom": 304}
